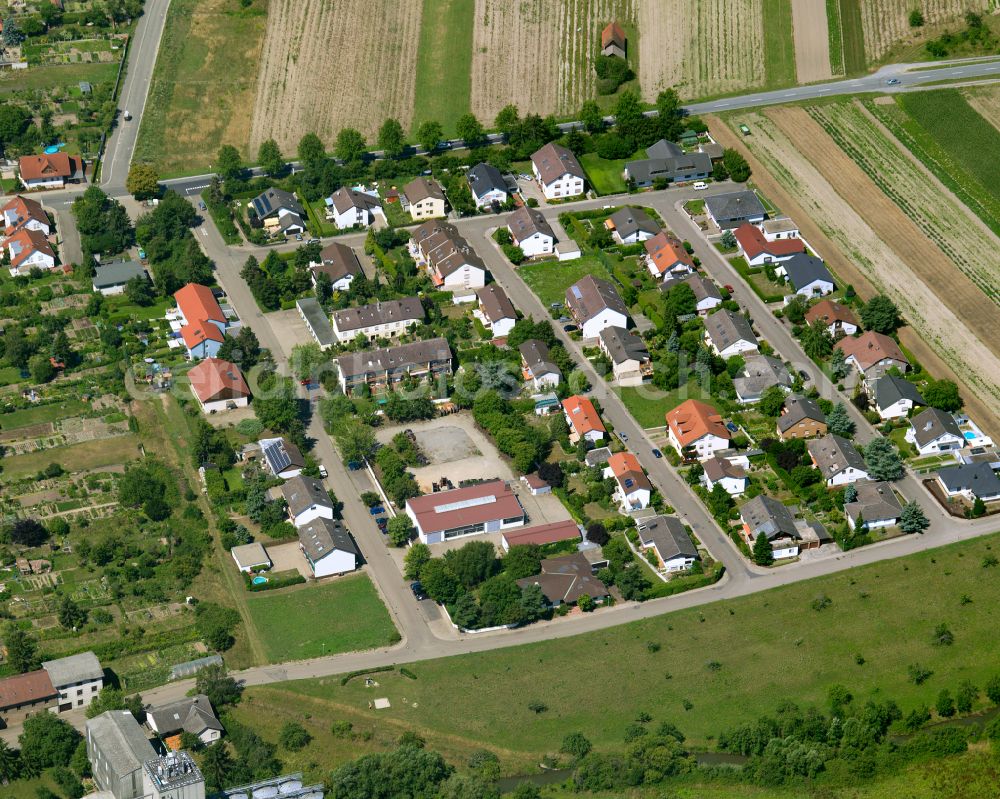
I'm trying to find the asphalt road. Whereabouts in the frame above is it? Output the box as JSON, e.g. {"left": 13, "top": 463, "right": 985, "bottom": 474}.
{"left": 100, "top": 0, "right": 172, "bottom": 191}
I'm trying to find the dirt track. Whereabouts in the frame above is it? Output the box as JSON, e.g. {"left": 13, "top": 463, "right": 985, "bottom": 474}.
{"left": 707, "top": 112, "right": 1000, "bottom": 437}
{"left": 791, "top": 0, "right": 832, "bottom": 83}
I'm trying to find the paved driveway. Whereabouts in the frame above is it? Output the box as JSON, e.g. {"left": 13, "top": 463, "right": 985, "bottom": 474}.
{"left": 265, "top": 541, "right": 312, "bottom": 579}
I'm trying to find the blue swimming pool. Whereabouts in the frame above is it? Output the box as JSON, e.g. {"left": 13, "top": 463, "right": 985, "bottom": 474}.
{"left": 252, "top": 575, "right": 269, "bottom": 585}
{"left": 964, "top": 432, "right": 976, "bottom": 440}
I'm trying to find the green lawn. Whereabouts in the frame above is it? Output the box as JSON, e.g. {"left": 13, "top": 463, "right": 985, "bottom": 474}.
{"left": 0, "top": 434, "right": 142, "bottom": 480}
{"left": 617, "top": 383, "right": 720, "bottom": 429}
{"left": 762, "top": 0, "right": 797, "bottom": 87}
{"left": 105, "top": 294, "right": 174, "bottom": 323}
{"left": 133, "top": 0, "right": 266, "bottom": 176}
{"left": 580, "top": 151, "right": 641, "bottom": 195}
{"left": 411, "top": 0, "right": 474, "bottom": 135}
{"left": 0, "top": 399, "right": 90, "bottom": 431}
{"left": 838, "top": 0, "right": 867, "bottom": 75}
{"left": 274, "top": 531, "right": 1000, "bottom": 757}
{"left": 518, "top": 256, "right": 614, "bottom": 307}
{"left": 247, "top": 574, "right": 398, "bottom": 663}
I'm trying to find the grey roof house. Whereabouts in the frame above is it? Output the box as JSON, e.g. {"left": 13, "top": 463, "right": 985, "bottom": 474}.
{"left": 704, "top": 308, "right": 758, "bottom": 357}
{"left": 740, "top": 495, "right": 799, "bottom": 542}
{"left": 937, "top": 462, "right": 1000, "bottom": 502}
{"left": 845, "top": 481, "right": 902, "bottom": 530}
{"left": 704, "top": 190, "right": 767, "bottom": 229}
{"left": 467, "top": 162, "right": 508, "bottom": 207}
{"left": 607, "top": 206, "right": 660, "bottom": 243}
{"left": 280, "top": 475, "right": 334, "bottom": 525}
{"left": 779, "top": 253, "right": 834, "bottom": 296}
{"left": 624, "top": 139, "right": 712, "bottom": 187}
{"left": 872, "top": 375, "right": 925, "bottom": 418}
{"left": 146, "top": 694, "right": 224, "bottom": 745}
{"left": 519, "top": 339, "right": 561, "bottom": 388}
{"left": 637, "top": 515, "right": 698, "bottom": 570}
{"left": 86, "top": 710, "right": 157, "bottom": 799}
{"left": 807, "top": 434, "right": 869, "bottom": 486}
{"left": 92, "top": 261, "right": 147, "bottom": 295}
{"left": 250, "top": 188, "right": 305, "bottom": 232}
{"left": 42, "top": 651, "right": 103, "bottom": 711}
{"left": 734, "top": 354, "right": 792, "bottom": 403}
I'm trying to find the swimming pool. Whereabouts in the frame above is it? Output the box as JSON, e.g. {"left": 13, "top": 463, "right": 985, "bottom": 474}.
{"left": 964, "top": 432, "right": 976, "bottom": 440}
{"left": 251, "top": 575, "right": 269, "bottom": 585}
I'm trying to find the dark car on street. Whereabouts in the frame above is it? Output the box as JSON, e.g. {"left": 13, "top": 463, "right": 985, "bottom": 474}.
{"left": 410, "top": 581, "right": 427, "bottom": 601}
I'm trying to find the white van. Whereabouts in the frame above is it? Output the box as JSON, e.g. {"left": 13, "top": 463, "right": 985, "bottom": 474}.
{"left": 693, "top": 181, "right": 707, "bottom": 191}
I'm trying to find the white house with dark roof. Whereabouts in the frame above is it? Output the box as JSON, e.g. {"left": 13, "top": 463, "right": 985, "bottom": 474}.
{"left": 146, "top": 694, "right": 224, "bottom": 746}
{"left": 410, "top": 219, "right": 486, "bottom": 293}
{"left": 531, "top": 142, "right": 585, "bottom": 200}
{"left": 704, "top": 308, "right": 758, "bottom": 359}
{"left": 92, "top": 261, "right": 147, "bottom": 296}
{"left": 565, "top": 275, "right": 631, "bottom": 340}
{"left": 637, "top": 515, "right": 699, "bottom": 572}
{"left": 598, "top": 326, "right": 651, "bottom": 386}
{"left": 281, "top": 475, "right": 336, "bottom": 528}
{"left": 325, "top": 187, "right": 383, "bottom": 229}
{"left": 507, "top": 205, "right": 555, "bottom": 257}
{"left": 740, "top": 495, "right": 801, "bottom": 559}
{"left": 845, "top": 481, "right": 901, "bottom": 530}
{"left": 259, "top": 436, "right": 305, "bottom": 480}
{"left": 606, "top": 206, "right": 660, "bottom": 244}
{"left": 701, "top": 455, "right": 747, "bottom": 496}
{"left": 777, "top": 254, "right": 834, "bottom": 298}
{"left": 467, "top": 163, "right": 508, "bottom": 208}
{"left": 298, "top": 517, "right": 358, "bottom": 577}
{"left": 906, "top": 408, "right": 965, "bottom": 456}
{"left": 404, "top": 177, "right": 446, "bottom": 220}
{"left": 475, "top": 284, "right": 517, "bottom": 338}
{"left": 519, "top": 339, "right": 561, "bottom": 390}
{"left": 734, "top": 354, "right": 792, "bottom": 404}
{"left": 869, "top": 375, "right": 925, "bottom": 420}
{"left": 310, "top": 241, "right": 363, "bottom": 291}
{"left": 42, "top": 652, "right": 103, "bottom": 711}
{"left": 661, "top": 272, "right": 722, "bottom": 314}
{"left": 936, "top": 462, "right": 1000, "bottom": 503}
{"left": 807, "top": 434, "right": 869, "bottom": 487}
{"left": 603, "top": 451, "right": 652, "bottom": 511}
{"left": 249, "top": 188, "right": 305, "bottom": 235}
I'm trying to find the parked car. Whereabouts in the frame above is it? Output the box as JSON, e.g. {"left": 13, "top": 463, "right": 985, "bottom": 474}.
{"left": 295, "top": 233, "right": 303, "bottom": 241}
{"left": 550, "top": 302, "right": 563, "bottom": 309}
{"left": 652, "top": 448, "right": 662, "bottom": 459}
{"left": 619, "top": 432, "right": 629, "bottom": 442}
{"left": 198, "top": 201, "right": 207, "bottom": 211}
{"left": 369, "top": 506, "right": 385, "bottom": 516}
{"left": 726, "top": 422, "right": 739, "bottom": 434}
{"left": 886, "top": 78, "right": 900, "bottom": 85}
{"left": 799, "top": 369, "right": 810, "bottom": 381}
{"left": 410, "top": 581, "right": 427, "bottom": 601}
{"left": 318, "top": 464, "right": 328, "bottom": 478}
{"left": 346, "top": 461, "right": 363, "bottom": 471}
{"left": 562, "top": 324, "right": 578, "bottom": 332}
{"left": 693, "top": 181, "right": 707, "bottom": 190}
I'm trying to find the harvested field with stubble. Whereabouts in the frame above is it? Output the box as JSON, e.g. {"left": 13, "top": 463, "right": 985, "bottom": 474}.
{"left": 713, "top": 109, "right": 1000, "bottom": 435}
{"left": 469, "top": 0, "right": 637, "bottom": 122}
{"left": 638, "top": 0, "right": 766, "bottom": 100}
{"left": 858, "top": 0, "right": 991, "bottom": 61}
{"left": 792, "top": 0, "right": 833, "bottom": 82}
{"left": 965, "top": 82, "right": 1000, "bottom": 131}
{"left": 249, "top": 0, "right": 423, "bottom": 152}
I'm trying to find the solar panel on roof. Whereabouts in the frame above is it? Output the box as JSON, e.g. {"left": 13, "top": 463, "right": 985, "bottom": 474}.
{"left": 264, "top": 441, "right": 291, "bottom": 472}
{"left": 571, "top": 286, "right": 583, "bottom": 299}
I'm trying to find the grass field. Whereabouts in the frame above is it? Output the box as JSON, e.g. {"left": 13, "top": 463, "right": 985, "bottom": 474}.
{"left": 0, "top": 434, "right": 141, "bottom": 480}
{"left": 617, "top": 382, "right": 719, "bottom": 429}
{"left": 411, "top": 0, "right": 474, "bottom": 135}
{"left": 0, "top": 399, "right": 89, "bottom": 431}
{"left": 246, "top": 575, "right": 398, "bottom": 663}
{"left": 580, "top": 152, "right": 635, "bottom": 195}
{"left": 134, "top": 0, "right": 265, "bottom": 176}
{"left": 838, "top": 0, "right": 867, "bottom": 74}
{"left": 518, "top": 256, "right": 615, "bottom": 307}
{"left": 272, "top": 531, "right": 1000, "bottom": 757}
{"left": 763, "top": 0, "right": 797, "bottom": 86}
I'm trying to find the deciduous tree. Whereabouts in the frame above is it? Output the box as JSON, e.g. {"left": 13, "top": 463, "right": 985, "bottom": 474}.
{"left": 377, "top": 118, "right": 406, "bottom": 158}
{"left": 416, "top": 121, "right": 443, "bottom": 152}
{"left": 335, "top": 128, "right": 366, "bottom": 162}
{"left": 860, "top": 295, "right": 900, "bottom": 334}
{"left": 216, "top": 145, "right": 243, "bottom": 182}
{"left": 257, "top": 138, "right": 284, "bottom": 176}
{"left": 125, "top": 162, "right": 159, "bottom": 200}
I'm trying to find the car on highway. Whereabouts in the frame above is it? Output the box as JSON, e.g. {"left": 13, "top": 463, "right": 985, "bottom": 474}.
{"left": 410, "top": 581, "right": 427, "bottom": 601}
{"left": 886, "top": 78, "right": 900, "bottom": 85}
{"left": 652, "top": 448, "right": 663, "bottom": 459}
